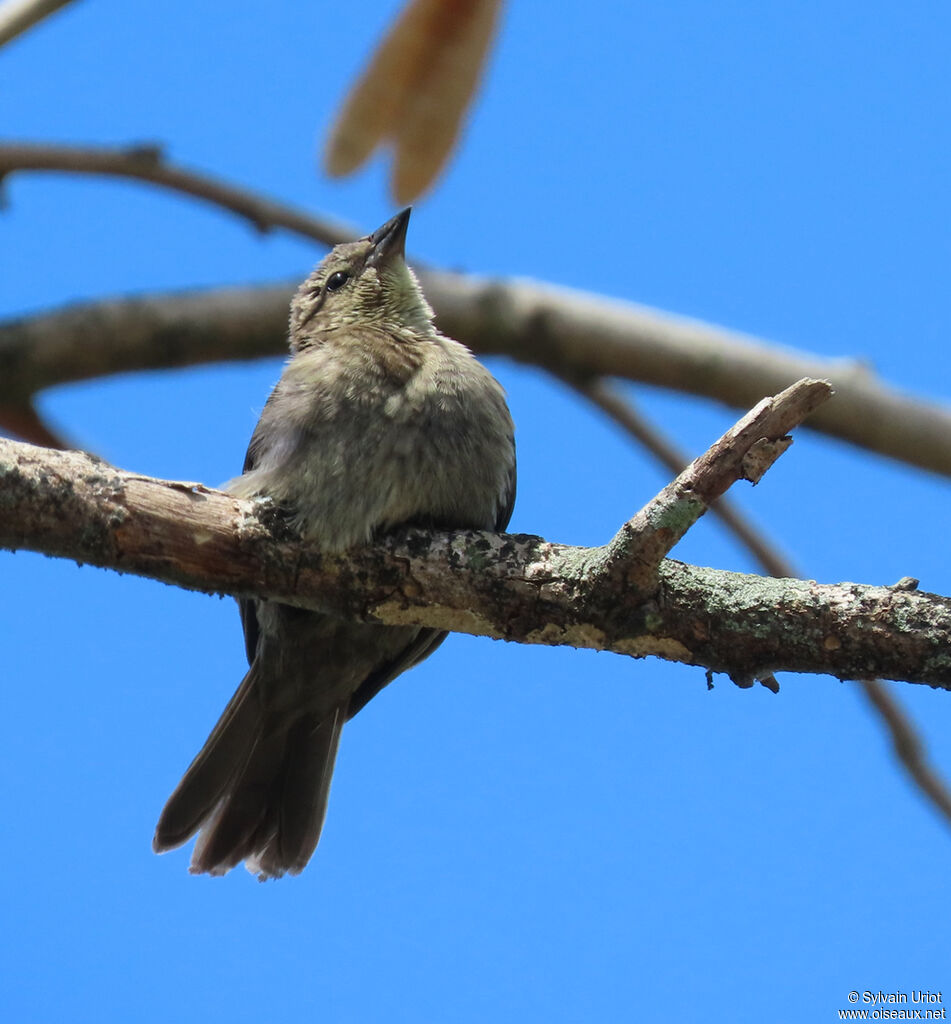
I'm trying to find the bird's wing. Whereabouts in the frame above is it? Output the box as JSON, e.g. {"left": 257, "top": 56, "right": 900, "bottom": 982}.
{"left": 348, "top": 444, "right": 516, "bottom": 720}
{"left": 345, "top": 628, "right": 448, "bottom": 721}
{"left": 237, "top": 391, "right": 277, "bottom": 665}
{"left": 496, "top": 454, "right": 517, "bottom": 531}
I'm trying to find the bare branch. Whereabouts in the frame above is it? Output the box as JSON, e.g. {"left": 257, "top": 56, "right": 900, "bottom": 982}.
{"left": 0, "top": 146, "right": 948, "bottom": 474}
{"left": 0, "top": 284, "right": 293, "bottom": 400}
{"left": 0, "top": 401, "right": 68, "bottom": 448}
{"left": 574, "top": 376, "right": 797, "bottom": 577}
{"left": 3, "top": 273, "right": 950, "bottom": 477}
{"left": 421, "top": 270, "right": 951, "bottom": 478}
{"left": 859, "top": 676, "right": 951, "bottom": 822}
{"left": 0, "top": 0, "right": 75, "bottom": 48}
{"left": 597, "top": 378, "right": 832, "bottom": 590}
{"left": 2, "top": 415, "right": 951, "bottom": 689}
{"left": 0, "top": 142, "right": 359, "bottom": 246}
{"left": 575, "top": 376, "right": 951, "bottom": 824}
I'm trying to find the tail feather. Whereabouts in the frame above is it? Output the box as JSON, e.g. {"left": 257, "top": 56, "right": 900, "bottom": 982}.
{"left": 248, "top": 707, "right": 344, "bottom": 878}
{"left": 153, "top": 665, "right": 346, "bottom": 879}
{"left": 153, "top": 666, "right": 262, "bottom": 852}
{"left": 190, "top": 788, "right": 269, "bottom": 877}
{"left": 189, "top": 747, "right": 282, "bottom": 875}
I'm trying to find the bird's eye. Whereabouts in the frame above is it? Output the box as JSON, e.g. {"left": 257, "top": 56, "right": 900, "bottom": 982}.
{"left": 326, "top": 271, "right": 350, "bottom": 292}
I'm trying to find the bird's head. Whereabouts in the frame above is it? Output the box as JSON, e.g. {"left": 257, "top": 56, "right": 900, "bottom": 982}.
{"left": 290, "top": 208, "right": 434, "bottom": 348}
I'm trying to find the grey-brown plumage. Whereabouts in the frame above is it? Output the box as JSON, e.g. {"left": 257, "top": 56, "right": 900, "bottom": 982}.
{"left": 153, "top": 209, "right": 516, "bottom": 878}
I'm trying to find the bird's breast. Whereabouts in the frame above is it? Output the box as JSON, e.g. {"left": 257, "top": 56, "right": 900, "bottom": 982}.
{"left": 237, "top": 336, "right": 513, "bottom": 551}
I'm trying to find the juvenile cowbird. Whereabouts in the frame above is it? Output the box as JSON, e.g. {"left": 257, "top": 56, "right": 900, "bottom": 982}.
{"left": 153, "top": 209, "right": 515, "bottom": 878}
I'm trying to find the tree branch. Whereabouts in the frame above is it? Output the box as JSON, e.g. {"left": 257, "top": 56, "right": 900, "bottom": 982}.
{"left": 572, "top": 375, "right": 951, "bottom": 823}
{"left": 3, "top": 272, "right": 950, "bottom": 477}
{"left": 0, "top": 142, "right": 359, "bottom": 246}
{"left": 859, "top": 676, "right": 951, "bottom": 821}
{"left": 2, "top": 142, "right": 949, "bottom": 475}
{"left": 0, "top": 284, "right": 292, "bottom": 399}
{"left": 597, "top": 378, "right": 829, "bottom": 591}
{"left": 570, "top": 376, "right": 796, "bottom": 577}
{"left": 423, "top": 270, "right": 951, "bottom": 477}
{"left": 0, "top": 0, "right": 75, "bottom": 48}
{"left": 2, "top": 383, "right": 950, "bottom": 689}
{"left": 0, "top": 401, "right": 68, "bottom": 448}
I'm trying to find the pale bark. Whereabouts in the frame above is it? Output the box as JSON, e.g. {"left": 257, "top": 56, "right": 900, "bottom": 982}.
{"left": 3, "top": 381, "right": 949, "bottom": 690}
{"left": 0, "top": 0, "right": 76, "bottom": 47}
{"left": 3, "top": 272, "right": 950, "bottom": 476}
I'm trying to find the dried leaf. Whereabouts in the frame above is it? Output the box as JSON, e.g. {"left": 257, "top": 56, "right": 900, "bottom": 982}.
{"left": 324, "top": 0, "right": 503, "bottom": 202}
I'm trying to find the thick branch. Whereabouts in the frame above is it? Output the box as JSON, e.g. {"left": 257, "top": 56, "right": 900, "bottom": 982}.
{"left": 3, "top": 274, "right": 950, "bottom": 477}
{"left": 424, "top": 271, "right": 951, "bottom": 477}
{"left": 0, "top": 284, "right": 292, "bottom": 397}
{"left": 1, "top": 434, "right": 950, "bottom": 688}
{"left": 0, "top": 146, "right": 948, "bottom": 473}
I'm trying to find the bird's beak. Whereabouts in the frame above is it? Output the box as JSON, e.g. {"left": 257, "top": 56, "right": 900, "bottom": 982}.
{"left": 367, "top": 207, "right": 411, "bottom": 267}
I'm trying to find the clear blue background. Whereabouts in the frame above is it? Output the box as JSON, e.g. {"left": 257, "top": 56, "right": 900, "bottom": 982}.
{"left": 2, "top": 2, "right": 950, "bottom": 1020}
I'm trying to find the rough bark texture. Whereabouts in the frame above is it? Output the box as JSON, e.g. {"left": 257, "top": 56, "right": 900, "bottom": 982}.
{"left": 3, "top": 432, "right": 950, "bottom": 690}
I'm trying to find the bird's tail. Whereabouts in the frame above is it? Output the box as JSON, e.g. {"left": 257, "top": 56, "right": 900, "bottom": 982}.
{"left": 153, "top": 664, "right": 344, "bottom": 879}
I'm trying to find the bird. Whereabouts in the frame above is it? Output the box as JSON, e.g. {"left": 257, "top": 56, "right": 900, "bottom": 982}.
{"left": 152, "top": 208, "right": 516, "bottom": 879}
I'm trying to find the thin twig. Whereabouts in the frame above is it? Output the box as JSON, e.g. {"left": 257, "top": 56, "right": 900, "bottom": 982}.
{"left": 597, "top": 378, "right": 832, "bottom": 591}
{"left": 574, "top": 377, "right": 793, "bottom": 577}
{"left": 0, "top": 142, "right": 359, "bottom": 247}
{"left": 0, "top": 0, "right": 75, "bottom": 48}
{"left": 858, "top": 677, "right": 951, "bottom": 823}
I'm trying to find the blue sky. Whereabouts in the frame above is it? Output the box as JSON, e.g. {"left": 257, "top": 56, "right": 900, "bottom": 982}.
{"left": 3, "top": 1, "right": 951, "bottom": 1021}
